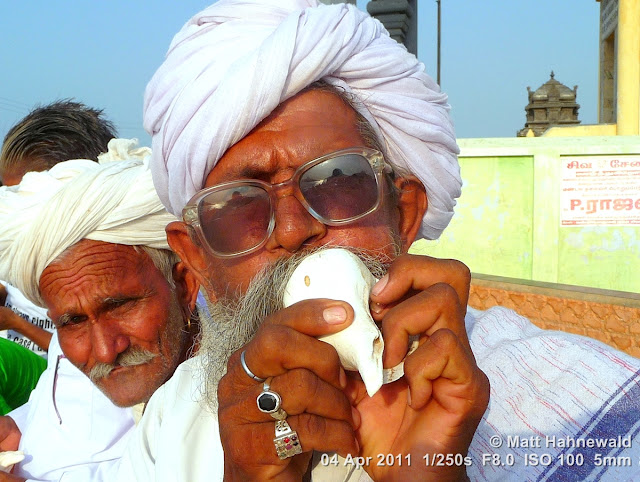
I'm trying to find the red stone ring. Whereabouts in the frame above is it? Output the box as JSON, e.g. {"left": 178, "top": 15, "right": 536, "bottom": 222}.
{"left": 255, "top": 377, "right": 303, "bottom": 459}
{"left": 274, "top": 418, "right": 302, "bottom": 460}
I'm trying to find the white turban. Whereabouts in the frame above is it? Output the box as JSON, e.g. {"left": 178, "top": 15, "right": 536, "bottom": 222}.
{"left": 0, "top": 138, "right": 177, "bottom": 307}
{"left": 144, "top": 0, "right": 461, "bottom": 240}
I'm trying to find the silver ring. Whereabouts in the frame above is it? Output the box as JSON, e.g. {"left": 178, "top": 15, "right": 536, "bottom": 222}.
{"left": 255, "top": 378, "right": 303, "bottom": 459}
{"left": 241, "top": 350, "right": 265, "bottom": 382}
{"left": 274, "top": 418, "right": 302, "bottom": 459}
{"left": 257, "top": 377, "right": 287, "bottom": 420}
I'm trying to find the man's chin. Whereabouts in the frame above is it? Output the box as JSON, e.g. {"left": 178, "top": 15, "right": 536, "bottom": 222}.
{"left": 91, "top": 366, "right": 151, "bottom": 407}
{"left": 97, "top": 382, "right": 148, "bottom": 408}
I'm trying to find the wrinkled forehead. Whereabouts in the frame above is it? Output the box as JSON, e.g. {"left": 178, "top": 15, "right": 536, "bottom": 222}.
{"left": 39, "top": 240, "right": 153, "bottom": 299}
{"left": 203, "top": 89, "right": 367, "bottom": 186}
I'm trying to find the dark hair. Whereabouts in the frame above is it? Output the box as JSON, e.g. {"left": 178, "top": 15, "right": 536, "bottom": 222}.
{"left": 0, "top": 100, "right": 117, "bottom": 177}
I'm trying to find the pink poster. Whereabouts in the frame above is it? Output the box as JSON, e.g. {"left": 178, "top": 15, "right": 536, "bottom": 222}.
{"left": 561, "top": 155, "right": 640, "bottom": 226}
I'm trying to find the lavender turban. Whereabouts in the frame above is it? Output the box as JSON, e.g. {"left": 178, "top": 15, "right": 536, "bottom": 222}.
{"left": 144, "top": 0, "right": 461, "bottom": 240}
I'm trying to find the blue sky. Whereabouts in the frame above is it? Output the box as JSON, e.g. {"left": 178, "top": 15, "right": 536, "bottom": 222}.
{"left": 0, "top": 1, "right": 600, "bottom": 145}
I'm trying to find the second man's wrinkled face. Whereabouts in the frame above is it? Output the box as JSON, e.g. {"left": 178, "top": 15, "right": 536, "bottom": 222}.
{"left": 170, "top": 89, "right": 427, "bottom": 302}
{"left": 39, "top": 239, "right": 189, "bottom": 407}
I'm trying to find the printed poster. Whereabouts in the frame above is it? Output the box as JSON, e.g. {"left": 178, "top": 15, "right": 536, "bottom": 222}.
{"left": 561, "top": 155, "right": 640, "bottom": 226}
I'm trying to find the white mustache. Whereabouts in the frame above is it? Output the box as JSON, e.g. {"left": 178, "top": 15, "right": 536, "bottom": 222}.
{"left": 88, "top": 347, "right": 158, "bottom": 382}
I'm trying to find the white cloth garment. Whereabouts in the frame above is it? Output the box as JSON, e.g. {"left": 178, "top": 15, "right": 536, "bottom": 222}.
{"left": 9, "top": 332, "right": 136, "bottom": 482}
{"left": 116, "top": 355, "right": 221, "bottom": 481}
{"left": 0, "top": 282, "right": 51, "bottom": 357}
{"left": 115, "top": 307, "right": 640, "bottom": 481}
{"left": 143, "top": 0, "right": 461, "bottom": 240}
{"left": 0, "top": 138, "right": 177, "bottom": 308}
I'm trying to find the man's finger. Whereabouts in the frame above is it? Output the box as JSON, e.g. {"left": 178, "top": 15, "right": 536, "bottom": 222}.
{"left": 403, "top": 328, "right": 489, "bottom": 413}
{"left": 264, "top": 298, "right": 355, "bottom": 335}
{"left": 220, "top": 369, "right": 359, "bottom": 429}
{"left": 267, "top": 369, "right": 359, "bottom": 429}
{"left": 380, "top": 283, "right": 470, "bottom": 367}
{"left": 370, "top": 255, "right": 471, "bottom": 312}
{"left": 220, "top": 415, "right": 358, "bottom": 468}
{"left": 222, "top": 326, "right": 347, "bottom": 397}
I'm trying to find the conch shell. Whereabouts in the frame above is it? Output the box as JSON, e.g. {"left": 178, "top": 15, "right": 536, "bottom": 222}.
{"left": 283, "top": 249, "right": 384, "bottom": 396}
{"left": 0, "top": 450, "right": 24, "bottom": 473}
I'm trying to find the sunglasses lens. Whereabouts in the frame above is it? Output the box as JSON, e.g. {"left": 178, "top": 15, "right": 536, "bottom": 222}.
{"left": 300, "top": 154, "right": 379, "bottom": 222}
{"left": 193, "top": 151, "right": 383, "bottom": 257}
{"left": 198, "top": 185, "right": 271, "bottom": 255}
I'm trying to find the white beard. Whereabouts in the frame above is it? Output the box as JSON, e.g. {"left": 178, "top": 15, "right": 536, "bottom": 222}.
{"left": 198, "top": 245, "right": 397, "bottom": 411}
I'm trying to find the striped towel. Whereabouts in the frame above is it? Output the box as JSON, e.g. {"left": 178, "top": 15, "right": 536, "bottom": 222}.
{"left": 467, "top": 306, "right": 640, "bottom": 481}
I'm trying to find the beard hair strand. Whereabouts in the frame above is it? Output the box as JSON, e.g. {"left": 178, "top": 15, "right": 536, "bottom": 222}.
{"left": 198, "top": 243, "right": 399, "bottom": 411}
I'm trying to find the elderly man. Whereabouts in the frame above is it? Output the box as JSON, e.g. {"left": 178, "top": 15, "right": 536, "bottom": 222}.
{"left": 0, "top": 99, "right": 117, "bottom": 357}
{"left": 0, "top": 140, "right": 199, "bottom": 481}
{"left": 120, "top": 1, "right": 640, "bottom": 480}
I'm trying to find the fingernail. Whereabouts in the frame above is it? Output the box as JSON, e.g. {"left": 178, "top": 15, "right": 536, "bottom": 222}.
{"left": 371, "top": 274, "right": 389, "bottom": 296}
{"left": 352, "top": 407, "right": 361, "bottom": 429}
{"left": 370, "top": 301, "right": 384, "bottom": 314}
{"left": 323, "top": 306, "right": 347, "bottom": 324}
{"left": 339, "top": 368, "right": 347, "bottom": 389}
{"left": 406, "top": 387, "right": 412, "bottom": 407}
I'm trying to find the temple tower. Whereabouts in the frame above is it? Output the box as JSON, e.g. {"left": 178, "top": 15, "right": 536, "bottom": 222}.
{"left": 517, "top": 72, "right": 581, "bottom": 137}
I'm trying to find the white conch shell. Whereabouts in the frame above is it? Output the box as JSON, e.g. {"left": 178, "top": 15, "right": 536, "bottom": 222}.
{"left": 283, "top": 248, "right": 384, "bottom": 396}
{"left": 0, "top": 450, "right": 24, "bottom": 473}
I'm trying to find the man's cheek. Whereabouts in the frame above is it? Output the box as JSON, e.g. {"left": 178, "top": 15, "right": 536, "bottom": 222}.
{"left": 59, "top": 334, "right": 89, "bottom": 367}
{"left": 207, "top": 260, "right": 259, "bottom": 299}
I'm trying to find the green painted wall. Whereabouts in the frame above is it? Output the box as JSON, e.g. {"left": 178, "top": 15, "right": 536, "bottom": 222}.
{"left": 410, "top": 136, "right": 640, "bottom": 294}
{"left": 414, "top": 156, "right": 534, "bottom": 279}
{"left": 557, "top": 227, "right": 640, "bottom": 291}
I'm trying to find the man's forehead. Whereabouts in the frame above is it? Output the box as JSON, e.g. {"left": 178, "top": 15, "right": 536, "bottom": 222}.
{"left": 55, "top": 239, "right": 144, "bottom": 266}
{"left": 204, "top": 89, "right": 365, "bottom": 185}
{"left": 40, "top": 240, "right": 152, "bottom": 292}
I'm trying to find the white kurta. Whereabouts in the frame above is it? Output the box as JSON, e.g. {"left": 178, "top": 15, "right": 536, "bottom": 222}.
{"left": 116, "top": 356, "right": 222, "bottom": 481}
{"left": 10, "top": 333, "right": 136, "bottom": 482}
{"left": 116, "top": 307, "right": 640, "bottom": 481}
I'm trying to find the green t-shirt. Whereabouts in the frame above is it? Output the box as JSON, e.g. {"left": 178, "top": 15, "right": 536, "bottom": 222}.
{"left": 0, "top": 337, "right": 47, "bottom": 415}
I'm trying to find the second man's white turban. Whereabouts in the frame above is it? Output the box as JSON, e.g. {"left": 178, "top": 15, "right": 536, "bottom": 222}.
{"left": 0, "top": 139, "right": 177, "bottom": 307}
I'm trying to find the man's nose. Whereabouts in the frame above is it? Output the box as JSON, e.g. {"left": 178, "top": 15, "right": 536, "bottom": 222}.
{"left": 264, "top": 194, "right": 326, "bottom": 253}
{"left": 89, "top": 322, "right": 130, "bottom": 364}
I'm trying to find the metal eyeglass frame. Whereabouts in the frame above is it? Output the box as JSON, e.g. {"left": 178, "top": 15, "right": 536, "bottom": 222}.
{"left": 182, "top": 147, "right": 391, "bottom": 258}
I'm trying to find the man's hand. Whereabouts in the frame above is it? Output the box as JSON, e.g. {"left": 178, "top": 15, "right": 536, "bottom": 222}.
{"left": 217, "top": 254, "right": 489, "bottom": 481}
{"left": 348, "top": 254, "right": 489, "bottom": 480}
{"left": 0, "top": 284, "right": 7, "bottom": 306}
{"left": 0, "top": 308, "right": 51, "bottom": 351}
{"left": 0, "top": 417, "right": 21, "bottom": 452}
{"left": 0, "top": 308, "right": 17, "bottom": 332}
{"left": 0, "top": 473, "right": 26, "bottom": 482}
{"left": 217, "top": 300, "right": 360, "bottom": 481}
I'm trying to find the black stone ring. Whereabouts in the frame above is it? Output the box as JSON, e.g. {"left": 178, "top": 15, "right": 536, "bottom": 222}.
{"left": 257, "top": 377, "right": 287, "bottom": 420}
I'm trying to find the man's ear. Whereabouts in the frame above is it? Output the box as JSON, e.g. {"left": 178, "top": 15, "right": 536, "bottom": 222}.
{"left": 393, "top": 175, "right": 427, "bottom": 252}
{"left": 166, "top": 221, "right": 217, "bottom": 302}
{"left": 172, "top": 260, "right": 200, "bottom": 313}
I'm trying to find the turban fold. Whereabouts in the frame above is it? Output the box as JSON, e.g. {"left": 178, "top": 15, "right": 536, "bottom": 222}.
{"left": 0, "top": 139, "right": 177, "bottom": 307}
{"left": 144, "top": 0, "right": 461, "bottom": 240}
